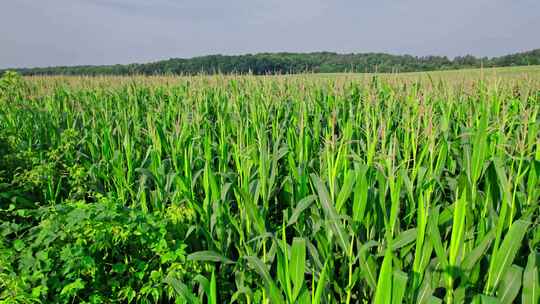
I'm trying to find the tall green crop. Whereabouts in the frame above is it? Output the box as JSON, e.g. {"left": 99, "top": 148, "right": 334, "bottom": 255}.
{"left": 0, "top": 71, "right": 538, "bottom": 303}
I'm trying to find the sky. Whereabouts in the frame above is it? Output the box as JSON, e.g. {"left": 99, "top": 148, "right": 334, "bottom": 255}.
{"left": 1, "top": 0, "right": 539, "bottom": 68}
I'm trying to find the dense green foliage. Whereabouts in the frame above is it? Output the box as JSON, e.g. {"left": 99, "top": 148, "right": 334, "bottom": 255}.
{"left": 5, "top": 49, "right": 540, "bottom": 76}
{"left": 0, "top": 71, "right": 539, "bottom": 303}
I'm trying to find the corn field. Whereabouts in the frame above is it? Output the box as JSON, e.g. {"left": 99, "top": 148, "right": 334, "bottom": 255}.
{"left": 0, "top": 71, "right": 539, "bottom": 303}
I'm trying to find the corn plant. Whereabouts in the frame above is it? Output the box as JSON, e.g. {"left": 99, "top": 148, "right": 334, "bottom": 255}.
{"left": 0, "top": 71, "right": 538, "bottom": 303}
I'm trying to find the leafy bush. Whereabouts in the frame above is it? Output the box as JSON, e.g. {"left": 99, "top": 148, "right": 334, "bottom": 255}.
{"left": 0, "top": 196, "right": 206, "bottom": 303}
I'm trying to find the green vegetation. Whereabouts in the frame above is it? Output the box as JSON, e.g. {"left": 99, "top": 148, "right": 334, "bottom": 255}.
{"left": 0, "top": 71, "right": 539, "bottom": 303}
{"left": 5, "top": 48, "right": 540, "bottom": 76}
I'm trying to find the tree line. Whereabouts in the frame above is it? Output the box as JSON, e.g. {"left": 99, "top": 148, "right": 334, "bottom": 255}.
{"left": 4, "top": 48, "right": 540, "bottom": 76}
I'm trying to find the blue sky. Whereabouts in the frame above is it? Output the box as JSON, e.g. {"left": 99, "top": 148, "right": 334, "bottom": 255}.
{"left": 1, "top": 0, "right": 539, "bottom": 68}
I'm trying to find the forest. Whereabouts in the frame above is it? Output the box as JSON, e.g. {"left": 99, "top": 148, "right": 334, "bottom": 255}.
{"left": 5, "top": 49, "right": 540, "bottom": 76}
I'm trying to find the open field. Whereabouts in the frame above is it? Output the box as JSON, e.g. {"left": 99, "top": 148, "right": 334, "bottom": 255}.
{"left": 301, "top": 65, "right": 540, "bottom": 87}
{"left": 20, "top": 65, "right": 540, "bottom": 95}
{"left": 1, "top": 70, "right": 539, "bottom": 303}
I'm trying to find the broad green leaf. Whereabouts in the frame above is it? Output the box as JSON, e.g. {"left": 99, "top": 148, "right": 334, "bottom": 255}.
{"left": 276, "top": 248, "right": 290, "bottom": 300}
{"left": 311, "top": 174, "right": 350, "bottom": 252}
{"left": 60, "top": 279, "right": 85, "bottom": 297}
{"left": 488, "top": 219, "right": 531, "bottom": 291}
{"left": 497, "top": 265, "right": 522, "bottom": 304}
{"left": 194, "top": 275, "right": 211, "bottom": 301}
{"left": 462, "top": 229, "right": 495, "bottom": 271}
{"left": 290, "top": 237, "right": 306, "bottom": 301}
{"left": 165, "top": 276, "right": 199, "bottom": 304}
{"left": 353, "top": 164, "right": 369, "bottom": 222}
{"left": 230, "top": 286, "right": 252, "bottom": 304}
{"left": 296, "top": 288, "right": 310, "bottom": 304}
{"left": 287, "top": 195, "right": 316, "bottom": 226}
{"left": 187, "top": 251, "right": 234, "bottom": 264}
{"left": 391, "top": 228, "right": 417, "bottom": 251}
{"left": 522, "top": 252, "right": 539, "bottom": 304}
{"left": 374, "top": 249, "right": 393, "bottom": 304}
{"left": 336, "top": 170, "right": 356, "bottom": 213}
{"left": 210, "top": 270, "right": 217, "bottom": 304}
{"left": 311, "top": 174, "right": 338, "bottom": 220}
{"left": 472, "top": 294, "right": 500, "bottom": 304}
{"left": 428, "top": 208, "right": 448, "bottom": 268}
{"left": 358, "top": 241, "right": 379, "bottom": 289}
{"left": 237, "top": 188, "right": 266, "bottom": 234}
{"left": 416, "top": 279, "right": 434, "bottom": 304}
{"left": 244, "top": 256, "right": 272, "bottom": 282}
{"left": 245, "top": 256, "right": 284, "bottom": 303}
{"left": 313, "top": 260, "right": 328, "bottom": 304}
{"left": 428, "top": 296, "right": 442, "bottom": 304}
{"left": 391, "top": 270, "right": 408, "bottom": 304}
{"left": 449, "top": 192, "right": 467, "bottom": 268}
